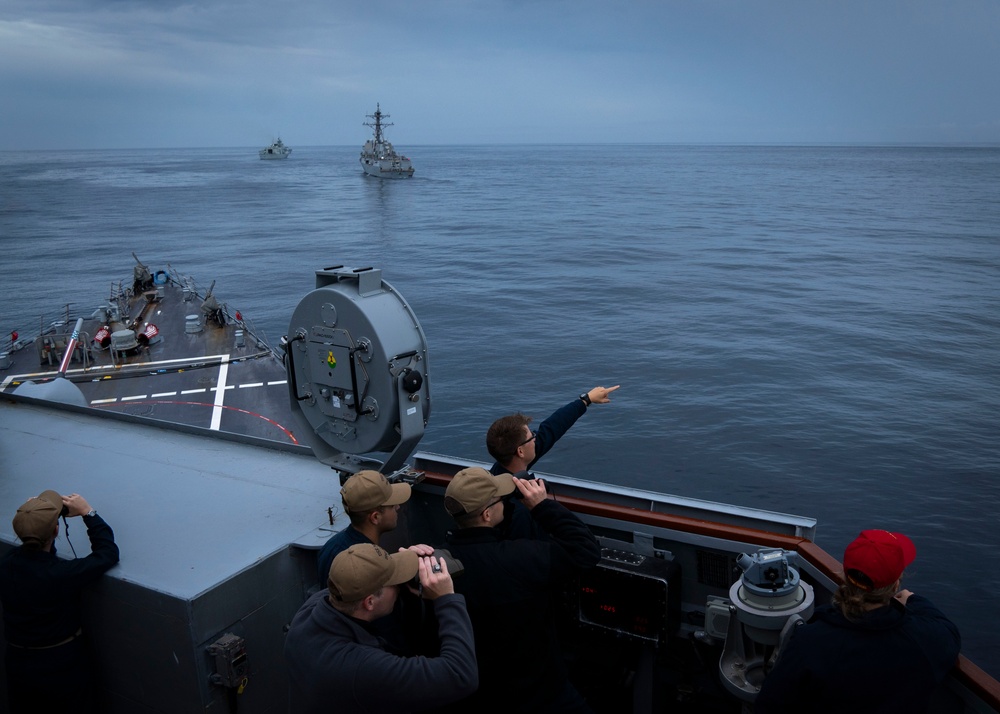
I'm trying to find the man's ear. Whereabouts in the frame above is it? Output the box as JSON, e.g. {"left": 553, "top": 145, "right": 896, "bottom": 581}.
{"left": 361, "top": 594, "right": 377, "bottom": 612}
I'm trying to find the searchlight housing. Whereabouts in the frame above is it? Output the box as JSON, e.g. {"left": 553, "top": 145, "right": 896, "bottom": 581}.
{"left": 283, "top": 266, "right": 430, "bottom": 477}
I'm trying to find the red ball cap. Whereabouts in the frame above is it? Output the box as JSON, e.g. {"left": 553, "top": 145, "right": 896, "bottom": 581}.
{"left": 843, "top": 529, "right": 917, "bottom": 590}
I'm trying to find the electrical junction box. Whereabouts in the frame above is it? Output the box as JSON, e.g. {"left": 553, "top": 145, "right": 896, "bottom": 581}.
{"left": 704, "top": 595, "right": 732, "bottom": 641}
{"left": 207, "top": 632, "right": 248, "bottom": 688}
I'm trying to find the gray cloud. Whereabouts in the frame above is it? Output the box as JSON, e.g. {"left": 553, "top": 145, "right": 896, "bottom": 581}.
{"left": 2, "top": 0, "right": 998, "bottom": 148}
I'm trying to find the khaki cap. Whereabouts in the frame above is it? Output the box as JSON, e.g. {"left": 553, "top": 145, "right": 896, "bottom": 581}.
{"left": 341, "top": 470, "right": 411, "bottom": 513}
{"left": 444, "top": 467, "right": 515, "bottom": 516}
{"left": 12, "top": 490, "right": 62, "bottom": 545}
{"left": 328, "top": 543, "right": 419, "bottom": 601}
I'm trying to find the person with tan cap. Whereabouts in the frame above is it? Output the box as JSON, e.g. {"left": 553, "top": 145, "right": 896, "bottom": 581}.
{"left": 316, "top": 469, "right": 411, "bottom": 586}
{"left": 284, "top": 543, "right": 478, "bottom": 713}
{"left": 755, "top": 529, "right": 961, "bottom": 713}
{"left": 443, "top": 467, "right": 600, "bottom": 713}
{"left": 0, "top": 490, "right": 119, "bottom": 714}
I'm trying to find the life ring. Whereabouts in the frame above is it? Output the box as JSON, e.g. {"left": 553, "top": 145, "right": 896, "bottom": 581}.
{"left": 153, "top": 270, "right": 169, "bottom": 285}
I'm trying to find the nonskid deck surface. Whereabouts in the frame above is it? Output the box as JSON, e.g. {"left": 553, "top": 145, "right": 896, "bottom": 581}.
{"left": 80, "top": 354, "right": 294, "bottom": 442}
{"left": 1, "top": 275, "right": 298, "bottom": 443}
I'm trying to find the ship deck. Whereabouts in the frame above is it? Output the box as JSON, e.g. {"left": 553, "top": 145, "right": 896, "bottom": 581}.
{"left": 1, "top": 272, "right": 297, "bottom": 444}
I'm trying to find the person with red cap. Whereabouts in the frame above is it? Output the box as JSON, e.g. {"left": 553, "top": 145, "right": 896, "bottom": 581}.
{"left": 754, "top": 529, "right": 961, "bottom": 713}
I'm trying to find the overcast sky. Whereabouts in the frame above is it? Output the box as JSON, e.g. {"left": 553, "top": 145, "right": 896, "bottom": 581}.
{"left": 2, "top": 0, "right": 998, "bottom": 149}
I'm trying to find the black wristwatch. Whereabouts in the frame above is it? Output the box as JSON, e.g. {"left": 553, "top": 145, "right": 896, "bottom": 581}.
{"left": 579, "top": 392, "right": 592, "bottom": 407}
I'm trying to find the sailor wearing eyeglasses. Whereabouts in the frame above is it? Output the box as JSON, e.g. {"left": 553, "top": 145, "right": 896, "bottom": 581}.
{"left": 486, "top": 385, "right": 619, "bottom": 539}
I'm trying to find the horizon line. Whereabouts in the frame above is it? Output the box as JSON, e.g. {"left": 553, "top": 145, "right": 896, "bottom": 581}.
{"left": 7, "top": 141, "right": 1000, "bottom": 152}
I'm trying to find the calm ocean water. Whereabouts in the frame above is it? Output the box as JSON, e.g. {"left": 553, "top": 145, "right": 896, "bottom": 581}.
{"left": 2, "top": 145, "right": 999, "bottom": 676}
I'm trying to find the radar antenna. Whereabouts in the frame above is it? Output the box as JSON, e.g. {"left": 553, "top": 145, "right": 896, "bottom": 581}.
{"left": 363, "top": 104, "right": 393, "bottom": 146}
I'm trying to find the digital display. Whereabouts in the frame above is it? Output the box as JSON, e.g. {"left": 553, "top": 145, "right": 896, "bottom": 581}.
{"left": 578, "top": 566, "right": 669, "bottom": 642}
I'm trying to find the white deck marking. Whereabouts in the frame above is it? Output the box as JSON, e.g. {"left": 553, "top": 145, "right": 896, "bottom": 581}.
{"left": 89, "top": 381, "right": 283, "bottom": 403}
{"left": 82, "top": 372, "right": 281, "bottom": 406}
{"left": 210, "top": 355, "right": 230, "bottom": 431}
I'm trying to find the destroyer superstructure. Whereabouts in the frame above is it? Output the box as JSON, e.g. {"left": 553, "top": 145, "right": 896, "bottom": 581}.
{"left": 359, "top": 104, "right": 414, "bottom": 178}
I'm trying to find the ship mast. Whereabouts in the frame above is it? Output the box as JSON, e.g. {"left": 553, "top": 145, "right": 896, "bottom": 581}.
{"left": 363, "top": 103, "right": 393, "bottom": 146}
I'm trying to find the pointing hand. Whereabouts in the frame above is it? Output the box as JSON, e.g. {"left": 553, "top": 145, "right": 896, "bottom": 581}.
{"left": 587, "top": 385, "right": 620, "bottom": 404}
